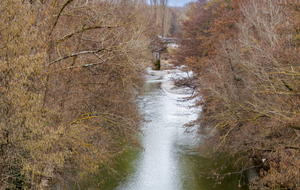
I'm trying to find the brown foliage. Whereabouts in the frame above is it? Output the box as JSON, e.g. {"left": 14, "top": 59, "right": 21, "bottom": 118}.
{"left": 0, "top": 0, "right": 154, "bottom": 189}
{"left": 176, "top": 0, "right": 300, "bottom": 188}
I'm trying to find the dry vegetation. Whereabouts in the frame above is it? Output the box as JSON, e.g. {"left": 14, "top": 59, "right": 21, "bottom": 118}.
{"left": 0, "top": 0, "right": 160, "bottom": 189}
{"left": 174, "top": 0, "right": 300, "bottom": 189}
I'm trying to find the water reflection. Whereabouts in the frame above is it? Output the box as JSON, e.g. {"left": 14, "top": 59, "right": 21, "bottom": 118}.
{"left": 117, "top": 81, "right": 185, "bottom": 190}
{"left": 85, "top": 69, "right": 249, "bottom": 190}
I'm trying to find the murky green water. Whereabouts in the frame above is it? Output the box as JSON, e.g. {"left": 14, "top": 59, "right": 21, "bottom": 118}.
{"left": 75, "top": 69, "right": 250, "bottom": 190}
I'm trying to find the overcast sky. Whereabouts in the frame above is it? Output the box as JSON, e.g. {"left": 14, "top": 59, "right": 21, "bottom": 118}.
{"left": 168, "top": 0, "right": 193, "bottom": 7}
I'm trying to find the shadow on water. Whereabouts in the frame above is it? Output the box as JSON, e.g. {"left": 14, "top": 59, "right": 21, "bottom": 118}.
{"left": 71, "top": 70, "right": 250, "bottom": 190}
{"left": 66, "top": 147, "right": 141, "bottom": 190}
{"left": 177, "top": 153, "right": 250, "bottom": 190}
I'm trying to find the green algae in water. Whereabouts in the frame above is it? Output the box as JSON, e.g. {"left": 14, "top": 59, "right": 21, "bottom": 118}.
{"left": 71, "top": 147, "right": 141, "bottom": 190}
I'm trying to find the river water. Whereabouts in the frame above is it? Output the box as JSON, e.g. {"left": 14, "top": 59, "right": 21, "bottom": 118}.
{"left": 78, "top": 68, "right": 250, "bottom": 190}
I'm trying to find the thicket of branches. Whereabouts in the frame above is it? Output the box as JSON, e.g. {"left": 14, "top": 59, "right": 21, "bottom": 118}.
{"left": 0, "top": 0, "right": 158, "bottom": 189}
{"left": 175, "top": 0, "right": 300, "bottom": 189}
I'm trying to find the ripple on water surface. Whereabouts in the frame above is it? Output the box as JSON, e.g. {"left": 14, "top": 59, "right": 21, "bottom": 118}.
{"left": 75, "top": 69, "right": 249, "bottom": 190}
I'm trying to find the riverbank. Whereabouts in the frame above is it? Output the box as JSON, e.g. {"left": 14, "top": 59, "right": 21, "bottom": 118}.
{"left": 146, "top": 67, "right": 194, "bottom": 95}
{"left": 95, "top": 68, "right": 249, "bottom": 190}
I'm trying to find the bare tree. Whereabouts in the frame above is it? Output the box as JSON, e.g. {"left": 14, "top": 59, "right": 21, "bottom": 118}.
{"left": 0, "top": 0, "right": 154, "bottom": 189}
{"left": 175, "top": 0, "right": 300, "bottom": 188}
{"left": 160, "top": 0, "right": 168, "bottom": 37}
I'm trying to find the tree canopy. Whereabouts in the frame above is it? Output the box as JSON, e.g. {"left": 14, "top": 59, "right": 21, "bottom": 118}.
{"left": 0, "top": 0, "right": 157, "bottom": 189}
{"left": 174, "top": 0, "right": 300, "bottom": 189}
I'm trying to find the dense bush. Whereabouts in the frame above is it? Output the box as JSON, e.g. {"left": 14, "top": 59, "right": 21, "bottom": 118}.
{"left": 174, "top": 0, "right": 300, "bottom": 189}
{"left": 0, "top": 0, "right": 154, "bottom": 189}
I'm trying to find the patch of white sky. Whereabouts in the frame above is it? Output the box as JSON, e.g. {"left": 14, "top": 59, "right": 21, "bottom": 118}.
{"left": 168, "top": 0, "right": 193, "bottom": 7}
{"left": 147, "top": 0, "right": 195, "bottom": 7}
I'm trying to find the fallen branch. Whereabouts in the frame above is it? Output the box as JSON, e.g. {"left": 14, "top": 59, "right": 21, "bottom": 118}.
{"left": 200, "top": 164, "right": 263, "bottom": 178}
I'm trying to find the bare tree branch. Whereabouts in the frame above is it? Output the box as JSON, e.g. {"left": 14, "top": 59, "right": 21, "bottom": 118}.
{"left": 49, "top": 0, "right": 74, "bottom": 36}
{"left": 49, "top": 47, "right": 119, "bottom": 65}
{"left": 55, "top": 25, "right": 121, "bottom": 45}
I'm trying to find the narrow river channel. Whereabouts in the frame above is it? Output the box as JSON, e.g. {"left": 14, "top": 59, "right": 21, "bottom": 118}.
{"left": 77, "top": 68, "right": 250, "bottom": 190}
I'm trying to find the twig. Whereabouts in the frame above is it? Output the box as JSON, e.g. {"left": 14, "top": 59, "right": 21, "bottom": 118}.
{"left": 49, "top": 0, "right": 74, "bottom": 36}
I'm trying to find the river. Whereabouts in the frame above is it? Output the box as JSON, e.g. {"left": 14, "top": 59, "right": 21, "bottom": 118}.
{"left": 75, "top": 68, "right": 250, "bottom": 190}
